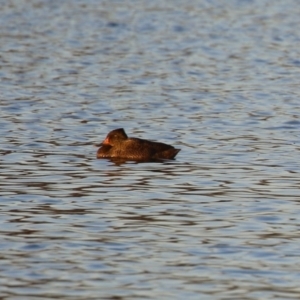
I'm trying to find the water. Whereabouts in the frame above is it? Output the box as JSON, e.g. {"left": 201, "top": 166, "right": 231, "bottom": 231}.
{"left": 1, "top": 0, "right": 300, "bottom": 299}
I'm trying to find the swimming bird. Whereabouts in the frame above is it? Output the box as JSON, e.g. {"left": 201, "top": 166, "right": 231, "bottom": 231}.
{"left": 97, "top": 128, "right": 180, "bottom": 161}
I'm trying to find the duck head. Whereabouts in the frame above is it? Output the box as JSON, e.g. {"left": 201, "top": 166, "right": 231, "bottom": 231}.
{"left": 100, "top": 128, "right": 128, "bottom": 146}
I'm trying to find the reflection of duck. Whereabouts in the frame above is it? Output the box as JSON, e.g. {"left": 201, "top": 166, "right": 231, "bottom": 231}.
{"left": 97, "top": 128, "right": 180, "bottom": 161}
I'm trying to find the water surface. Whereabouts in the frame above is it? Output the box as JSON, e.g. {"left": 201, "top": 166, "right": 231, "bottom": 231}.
{"left": 1, "top": 0, "right": 300, "bottom": 299}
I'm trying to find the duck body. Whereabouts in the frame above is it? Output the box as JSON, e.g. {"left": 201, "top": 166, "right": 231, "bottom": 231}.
{"left": 97, "top": 128, "right": 180, "bottom": 161}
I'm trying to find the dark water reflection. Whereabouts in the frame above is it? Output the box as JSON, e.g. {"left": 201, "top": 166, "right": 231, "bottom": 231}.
{"left": 1, "top": 0, "right": 300, "bottom": 299}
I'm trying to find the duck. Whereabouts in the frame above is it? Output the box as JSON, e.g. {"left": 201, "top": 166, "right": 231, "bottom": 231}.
{"left": 97, "top": 128, "right": 180, "bottom": 161}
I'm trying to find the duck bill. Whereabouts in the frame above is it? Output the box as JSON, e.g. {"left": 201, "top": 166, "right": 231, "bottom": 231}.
{"left": 96, "top": 137, "right": 110, "bottom": 147}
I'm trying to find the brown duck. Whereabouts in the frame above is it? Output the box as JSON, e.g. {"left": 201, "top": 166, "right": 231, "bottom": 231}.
{"left": 97, "top": 128, "right": 180, "bottom": 161}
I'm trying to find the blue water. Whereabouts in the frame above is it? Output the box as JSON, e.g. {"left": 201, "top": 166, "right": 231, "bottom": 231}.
{"left": 1, "top": 0, "right": 300, "bottom": 299}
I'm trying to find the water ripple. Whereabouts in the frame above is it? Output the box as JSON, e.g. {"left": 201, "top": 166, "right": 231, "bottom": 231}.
{"left": 1, "top": 0, "right": 300, "bottom": 299}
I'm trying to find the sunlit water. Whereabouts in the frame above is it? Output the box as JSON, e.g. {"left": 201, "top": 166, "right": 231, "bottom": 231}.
{"left": 1, "top": 0, "right": 300, "bottom": 299}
